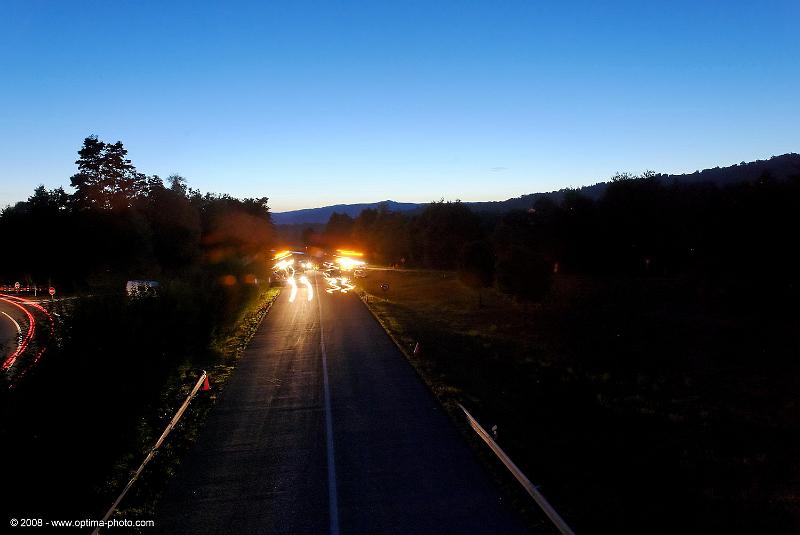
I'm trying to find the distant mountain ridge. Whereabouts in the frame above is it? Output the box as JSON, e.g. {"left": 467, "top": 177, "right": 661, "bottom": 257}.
{"left": 273, "top": 153, "right": 800, "bottom": 224}
{"left": 272, "top": 200, "right": 419, "bottom": 225}
{"left": 469, "top": 153, "right": 800, "bottom": 213}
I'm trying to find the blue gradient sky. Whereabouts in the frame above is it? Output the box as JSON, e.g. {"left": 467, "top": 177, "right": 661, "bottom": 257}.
{"left": 1, "top": 1, "right": 798, "bottom": 212}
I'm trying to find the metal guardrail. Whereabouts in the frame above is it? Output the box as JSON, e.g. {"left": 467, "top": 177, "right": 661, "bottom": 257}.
{"left": 458, "top": 403, "right": 576, "bottom": 535}
{"left": 356, "top": 290, "right": 574, "bottom": 533}
{"left": 92, "top": 371, "right": 209, "bottom": 534}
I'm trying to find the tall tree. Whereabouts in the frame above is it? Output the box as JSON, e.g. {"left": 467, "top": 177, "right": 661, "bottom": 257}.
{"left": 413, "top": 200, "right": 483, "bottom": 269}
{"left": 325, "top": 212, "right": 355, "bottom": 247}
{"left": 70, "top": 135, "right": 107, "bottom": 209}
{"left": 167, "top": 174, "right": 188, "bottom": 196}
{"left": 102, "top": 141, "right": 146, "bottom": 210}
{"left": 27, "top": 185, "right": 69, "bottom": 214}
{"left": 458, "top": 240, "right": 495, "bottom": 306}
{"left": 302, "top": 226, "right": 317, "bottom": 246}
{"left": 69, "top": 136, "right": 147, "bottom": 210}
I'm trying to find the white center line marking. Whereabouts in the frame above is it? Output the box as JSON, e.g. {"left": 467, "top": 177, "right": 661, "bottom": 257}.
{"left": 315, "top": 272, "right": 340, "bottom": 535}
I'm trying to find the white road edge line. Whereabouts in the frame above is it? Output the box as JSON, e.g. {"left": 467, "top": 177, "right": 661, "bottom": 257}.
{"left": 1, "top": 311, "right": 23, "bottom": 357}
{"left": 315, "top": 271, "right": 340, "bottom": 535}
{"left": 1, "top": 310, "right": 22, "bottom": 334}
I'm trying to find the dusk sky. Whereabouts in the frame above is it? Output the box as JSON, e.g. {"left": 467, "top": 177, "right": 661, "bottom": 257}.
{"left": 1, "top": 0, "right": 797, "bottom": 212}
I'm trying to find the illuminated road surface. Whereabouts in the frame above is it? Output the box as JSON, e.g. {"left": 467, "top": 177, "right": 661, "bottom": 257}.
{"left": 157, "top": 271, "right": 528, "bottom": 534}
{"left": 0, "top": 295, "right": 35, "bottom": 370}
{"left": 0, "top": 299, "right": 23, "bottom": 360}
{"left": 0, "top": 294, "right": 55, "bottom": 386}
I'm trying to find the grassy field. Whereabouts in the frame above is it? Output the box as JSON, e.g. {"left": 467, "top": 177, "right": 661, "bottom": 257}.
{"left": 356, "top": 268, "right": 799, "bottom": 534}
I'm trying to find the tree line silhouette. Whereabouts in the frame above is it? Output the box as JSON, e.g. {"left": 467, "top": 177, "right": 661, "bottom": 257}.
{"left": 315, "top": 165, "right": 800, "bottom": 304}
{"left": 0, "top": 136, "right": 276, "bottom": 518}
{"left": 0, "top": 135, "right": 274, "bottom": 290}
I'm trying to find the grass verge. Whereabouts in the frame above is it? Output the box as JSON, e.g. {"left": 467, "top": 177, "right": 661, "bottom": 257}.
{"left": 110, "top": 286, "right": 281, "bottom": 523}
{"left": 355, "top": 268, "right": 800, "bottom": 534}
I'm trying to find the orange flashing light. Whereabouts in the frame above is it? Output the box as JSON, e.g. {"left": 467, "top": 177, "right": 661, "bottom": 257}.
{"left": 336, "top": 249, "right": 363, "bottom": 257}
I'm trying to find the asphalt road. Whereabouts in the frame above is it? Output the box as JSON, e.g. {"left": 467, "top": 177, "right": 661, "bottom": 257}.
{"left": 156, "top": 271, "right": 529, "bottom": 534}
{"left": 0, "top": 298, "right": 24, "bottom": 361}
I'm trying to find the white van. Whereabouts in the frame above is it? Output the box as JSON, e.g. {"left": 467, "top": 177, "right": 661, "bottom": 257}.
{"left": 126, "top": 280, "right": 160, "bottom": 298}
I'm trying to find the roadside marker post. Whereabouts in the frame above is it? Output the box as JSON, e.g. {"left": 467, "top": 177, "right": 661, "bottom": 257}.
{"left": 92, "top": 370, "right": 209, "bottom": 534}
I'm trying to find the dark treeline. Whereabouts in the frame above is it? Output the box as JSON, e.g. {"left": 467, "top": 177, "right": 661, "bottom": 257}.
{"left": 469, "top": 152, "right": 800, "bottom": 211}
{"left": 0, "top": 135, "right": 274, "bottom": 291}
{"left": 318, "top": 168, "right": 800, "bottom": 304}
{"left": 0, "top": 136, "right": 275, "bottom": 517}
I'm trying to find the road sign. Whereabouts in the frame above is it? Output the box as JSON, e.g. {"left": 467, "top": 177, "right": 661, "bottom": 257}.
{"left": 49, "top": 287, "right": 55, "bottom": 296}
{"left": 14, "top": 281, "right": 20, "bottom": 290}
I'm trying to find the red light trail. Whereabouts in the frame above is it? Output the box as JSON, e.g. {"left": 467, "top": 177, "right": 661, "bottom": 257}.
{"left": 0, "top": 294, "right": 56, "bottom": 387}
{"left": 1, "top": 294, "right": 55, "bottom": 334}
{"left": 0, "top": 296, "right": 36, "bottom": 371}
